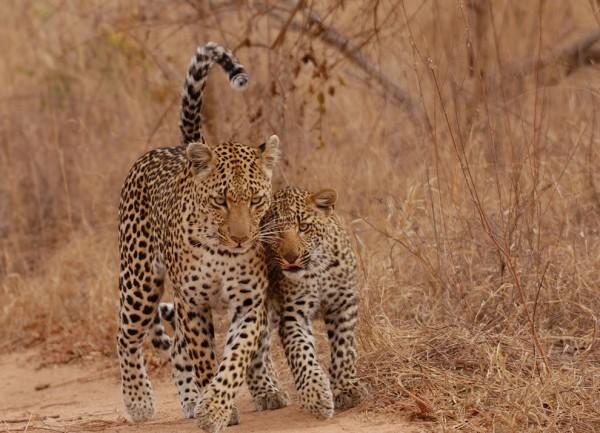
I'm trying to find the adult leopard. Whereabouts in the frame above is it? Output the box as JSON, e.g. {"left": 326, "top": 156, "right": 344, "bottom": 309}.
{"left": 116, "top": 42, "right": 280, "bottom": 433}
{"left": 153, "top": 186, "right": 367, "bottom": 419}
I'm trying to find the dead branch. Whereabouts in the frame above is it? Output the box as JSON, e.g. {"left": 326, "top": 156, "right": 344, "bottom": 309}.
{"left": 256, "top": 1, "right": 432, "bottom": 132}
{"left": 1, "top": 415, "right": 60, "bottom": 424}
{"left": 504, "top": 29, "right": 600, "bottom": 80}
{"left": 462, "top": 0, "right": 489, "bottom": 130}
{"left": 566, "top": 47, "right": 600, "bottom": 74}
{"left": 465, "top": 0, "right": 488, "bottom": 80}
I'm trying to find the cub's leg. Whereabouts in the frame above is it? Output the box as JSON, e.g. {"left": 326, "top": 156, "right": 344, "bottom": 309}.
{"left": 280, "top": 292, "right": 334, "bottom": 419}
{"left": 194, "top": 284, "right": 267, "bottom": 433}
{"left": 324, "top": 293, "right": 367, "bottom": 410}
{"left": 246, "top": 306, "right": 289, "bottom": 411}
{"left": 117, "top": 249, "right": 165, "bottom": 422}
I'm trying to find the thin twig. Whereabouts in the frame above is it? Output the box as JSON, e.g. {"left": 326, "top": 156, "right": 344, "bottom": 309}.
{"left": 271, "top": 0, "right": 305, "bottom": 49}
{"left": 146, "top": 94, "right": 179, "bottom": 146}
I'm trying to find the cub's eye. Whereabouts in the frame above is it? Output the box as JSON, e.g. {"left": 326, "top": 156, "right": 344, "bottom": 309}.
{"left": 298, "top": 222, "right": 310, "bottom": 232}
{"left": 251, "top": 195, "right": 263, "bottom": 206}
{"left": 212, "top": 196, "right": 227, "bottom": 207}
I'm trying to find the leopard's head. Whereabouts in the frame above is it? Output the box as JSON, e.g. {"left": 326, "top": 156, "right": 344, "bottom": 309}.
{"left": 186, "top": 135, "right": 280, "bottom": 253}
{"left": 262, "top": 186, "right": 337, "bottom": 278}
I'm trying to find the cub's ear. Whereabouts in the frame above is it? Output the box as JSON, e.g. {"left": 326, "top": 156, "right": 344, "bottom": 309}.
{"left": 258, "top": 134, "right": 280, "bottom": 179}
{"left": 310, "top": 188, "right": 337, "bottom": 215}
{"left": 186, "top": 142, "right": 213, "bottom": 177}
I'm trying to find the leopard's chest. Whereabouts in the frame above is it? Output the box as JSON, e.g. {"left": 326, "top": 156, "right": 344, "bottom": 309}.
{"left": 208, "top": 258, "right": 249, "bottom": 312}
{"left": 176, "top": 246, "right": 265, "bottom": 312}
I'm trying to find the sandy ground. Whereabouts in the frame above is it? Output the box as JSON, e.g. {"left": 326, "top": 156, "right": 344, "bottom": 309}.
{"left": 0, "top": 349, "right": 416, "bottom": 433}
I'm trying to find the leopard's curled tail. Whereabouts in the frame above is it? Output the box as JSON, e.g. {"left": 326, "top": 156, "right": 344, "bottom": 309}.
{"left": 180, "top": 42, "right": 248, "bottom": 145}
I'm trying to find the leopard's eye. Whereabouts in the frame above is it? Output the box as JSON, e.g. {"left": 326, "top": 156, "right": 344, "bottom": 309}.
{"left": 212, "top": 196, "right": 227, "bottom": 207}
{"left": 251, "top": 195, "right": 263, "bottom": 206}
{"left": 298, "top": 222, "right": 310, "bottom": 232}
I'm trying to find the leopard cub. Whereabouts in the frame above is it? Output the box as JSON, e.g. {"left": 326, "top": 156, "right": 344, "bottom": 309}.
{"left": 249, "top": 186, "right": 368, "bottom": 419}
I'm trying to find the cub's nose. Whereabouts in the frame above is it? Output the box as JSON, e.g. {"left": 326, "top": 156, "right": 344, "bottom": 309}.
{"left": 231, "top": 234, "right": 249, "bottom": 245}
{"left": 283, "top": 251, "right": 300, "bottom": 264}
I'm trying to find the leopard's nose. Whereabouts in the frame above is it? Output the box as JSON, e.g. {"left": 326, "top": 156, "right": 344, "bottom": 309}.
{"left": 283, "top": 251, "right": 300, "bottom": 264}
{"left": 231, "top": 234, "right": 249, "bottom": 245}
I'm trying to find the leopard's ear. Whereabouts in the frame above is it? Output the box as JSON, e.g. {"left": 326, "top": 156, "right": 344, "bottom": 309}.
{"left": 309, "top": 189, "right": 337, "bottom": 215}
{"left": 258, "top": 134, "right": 280, "bottom": 179}
{"left": 186, "top": 142, "right": 213, "bottom": 177}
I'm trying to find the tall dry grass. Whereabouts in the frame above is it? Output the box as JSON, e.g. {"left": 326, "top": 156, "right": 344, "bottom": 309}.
{"left": 1, "top": 1, "right": 600, "bottom": 431}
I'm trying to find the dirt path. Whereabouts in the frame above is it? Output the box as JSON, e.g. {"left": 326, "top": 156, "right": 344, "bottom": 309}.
{"left": 0, "top": 350, "right": 414, "bottom": 433}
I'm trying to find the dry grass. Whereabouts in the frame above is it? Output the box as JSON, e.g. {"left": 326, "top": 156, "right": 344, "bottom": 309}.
{"left": 2, "top": 1, "right": 600, "bottom": 431}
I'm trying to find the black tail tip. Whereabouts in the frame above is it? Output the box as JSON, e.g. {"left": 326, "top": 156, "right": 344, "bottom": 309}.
{"left": 230, "top": 73, "right": 249, "bottom": 90}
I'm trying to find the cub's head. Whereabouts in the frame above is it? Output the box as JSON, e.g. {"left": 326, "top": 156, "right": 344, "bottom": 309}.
{"left": 186, "top": 135, "right": 280, "bottom": 253}
{"left": 262, "top": 186, "right": 337, "bottom": 278}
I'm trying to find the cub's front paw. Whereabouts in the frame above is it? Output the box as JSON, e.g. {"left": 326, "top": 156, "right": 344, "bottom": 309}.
{"left": 253, "top": 389, "right": 290, "bottom": 411}
{"left": 298, "top": 369, "right": 334, "bottom": 419}
{"left": 195, "top": 393, "right": 233, "bottom": 433}
{"left": 334, "top": 381, "right": 368, "bottom": 410}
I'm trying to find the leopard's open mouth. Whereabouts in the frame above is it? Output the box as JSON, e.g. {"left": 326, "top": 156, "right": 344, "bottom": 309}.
{"left": 282, "top": 263, "right": 304, "bottom": 272}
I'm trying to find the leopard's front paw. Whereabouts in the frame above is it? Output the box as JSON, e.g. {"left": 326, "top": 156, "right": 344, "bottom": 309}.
{"left": 194, "top": 393, "right": 233, "bottom": 433}
{"left": 334, "top": 381, "right": 368, "bottom": 410}
{"left": 122, "top": 380, "right": 155, "bottom": 422}
{"left": 124, "top": 399, "right": 155, "bottom": 422}
{"left": 298, "top": 369, "right": 334, "bottom": 419}
{"left": 184, "top": 397, "right": 239, "bottom": 426}
{"left": 182, "top": 399, "right": 197, "bottom": 419}
{"left": 253, "top": 389, "right": 290, "bottom": 411}
{"left": 228, "top": 405, "right": 241, "bottom": 426}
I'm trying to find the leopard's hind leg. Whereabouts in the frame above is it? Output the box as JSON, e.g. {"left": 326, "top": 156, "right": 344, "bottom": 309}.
{"left": 117, "top": 183, "right": 165, "bottom": 422}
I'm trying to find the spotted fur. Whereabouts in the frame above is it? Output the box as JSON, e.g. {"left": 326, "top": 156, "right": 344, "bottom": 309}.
{"left": 116, "top": 42, "right": 280, "bottom": 433}
{"left": 152, "top": 186, "right": 367, "bottom": 419}
{"left": 152, "top": 299, "right": 291, "bottom": 411}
